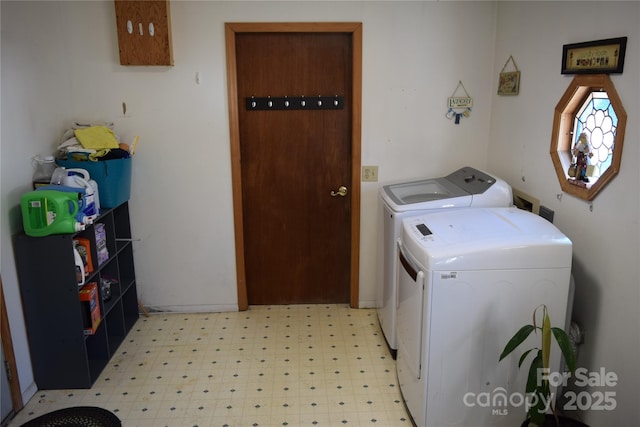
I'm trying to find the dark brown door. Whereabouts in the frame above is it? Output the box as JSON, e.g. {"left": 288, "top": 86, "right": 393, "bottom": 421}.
{"left": 235, "top": 32, "right": 353, "bottom": 305}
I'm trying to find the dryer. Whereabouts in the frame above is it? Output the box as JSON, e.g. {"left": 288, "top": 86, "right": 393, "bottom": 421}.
{"left": 376, "top": 167, "right": 512, "bottom": 356}
{"left": 396, "top": 207, "right": 573, "bottom": 427}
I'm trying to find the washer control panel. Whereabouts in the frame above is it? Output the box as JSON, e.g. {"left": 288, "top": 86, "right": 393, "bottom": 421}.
{"left": 446, "top": 166, "right": 496, "bottom": 194}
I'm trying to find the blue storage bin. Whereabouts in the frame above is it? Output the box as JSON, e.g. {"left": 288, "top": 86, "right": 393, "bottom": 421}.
{"left": 57, "top": 156, "right": 132, "bottom": 208}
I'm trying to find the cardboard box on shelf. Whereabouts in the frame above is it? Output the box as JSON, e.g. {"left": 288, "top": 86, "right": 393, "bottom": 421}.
{"left": 94, "top": 223, "right": 109, "bottom": 266}
{"left": 79, "top": 282, "right": 101, "bottom": 335}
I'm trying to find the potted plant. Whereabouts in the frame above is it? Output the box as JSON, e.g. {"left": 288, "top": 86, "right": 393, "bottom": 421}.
{"left": 499, "top": 304, "right": 587, "bottom": 427}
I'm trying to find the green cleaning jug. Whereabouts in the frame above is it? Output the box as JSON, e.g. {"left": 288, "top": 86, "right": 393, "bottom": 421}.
{"left": 21, "top": 190, "right": 86, "bottom": 237}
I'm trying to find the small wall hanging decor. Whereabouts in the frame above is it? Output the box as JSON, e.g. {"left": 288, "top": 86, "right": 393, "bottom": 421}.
{"left": 446, "top": 81, "right": 473, "bottom": 124}
{"left": 114, "top": 0, "right": 174, "bottom": 66}
{"left": 561, "top": 37, "right": 627, "bottom": 74}
{"left": 497, "top": 55, "right": 520, "bottom": 96}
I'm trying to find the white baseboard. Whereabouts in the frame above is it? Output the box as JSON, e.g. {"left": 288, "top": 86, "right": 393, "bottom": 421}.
{"left": 141, "top": 304, "right": 239, "bottom": 313}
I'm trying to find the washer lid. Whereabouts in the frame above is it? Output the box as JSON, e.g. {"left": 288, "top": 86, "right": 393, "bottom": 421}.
{"left": 382, "top": 177, "right": 468, "bottom": 206}
{"left": 379, "top": 167, "right": 512, "bottom": 213}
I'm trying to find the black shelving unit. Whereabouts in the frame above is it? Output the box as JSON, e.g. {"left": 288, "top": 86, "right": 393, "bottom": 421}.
{"left": 14, "top": 201, "right": 138, "bottom": 389}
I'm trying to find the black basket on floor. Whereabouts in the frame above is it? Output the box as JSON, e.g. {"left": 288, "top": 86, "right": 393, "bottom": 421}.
{"left": 20, "top": 406, "right": 121, "bottom": 427}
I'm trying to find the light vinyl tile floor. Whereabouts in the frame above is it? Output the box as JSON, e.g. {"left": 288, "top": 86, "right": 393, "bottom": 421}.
{"left": 9, "top": 305, "right": 411, "bottom": 427}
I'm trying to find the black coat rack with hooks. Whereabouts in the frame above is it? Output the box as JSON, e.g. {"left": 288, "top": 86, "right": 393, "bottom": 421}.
{"left": 246, "top": 95, "right": 343, "bottom": 111}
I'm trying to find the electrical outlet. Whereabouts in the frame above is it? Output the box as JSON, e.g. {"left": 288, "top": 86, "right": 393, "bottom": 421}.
{"left": 362, "top": 165, "right": 378, "bottom": 182}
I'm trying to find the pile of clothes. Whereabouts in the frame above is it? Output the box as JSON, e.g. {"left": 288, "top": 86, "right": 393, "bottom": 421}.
{"left": 56, "top": 121, "right": 136, "bottom": 161}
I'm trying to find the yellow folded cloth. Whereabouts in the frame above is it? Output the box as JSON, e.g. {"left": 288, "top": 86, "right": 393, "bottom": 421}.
{"left": 74, "top": 126, "right": 119, "bottom": 149}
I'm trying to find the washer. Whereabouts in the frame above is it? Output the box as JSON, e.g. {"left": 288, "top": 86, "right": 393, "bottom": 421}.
{"left": 396, "top": 207, "right": 573, "bottom": 427}
{"left": 376, "top": 167, "right": 512, "bottom": 356}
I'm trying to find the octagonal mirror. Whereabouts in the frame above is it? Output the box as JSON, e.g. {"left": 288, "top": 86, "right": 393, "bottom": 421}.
{"left": 550, "top": 74, "right": 627, "bottom": 201}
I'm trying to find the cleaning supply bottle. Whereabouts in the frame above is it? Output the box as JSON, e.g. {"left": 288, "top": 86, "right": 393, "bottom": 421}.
{"left": 32, "top": 155, "right": 57, "bottom": 189}
{"left": 21, "top": 190, "right": 85, "bottom": 237}
{"left": 35, "top": 185, "right": 90, "bottom": 225}
{"left": 50, "top": 167, "right": 100, "bottom": 221}
{"left": 74, "top": 247, "right": 86, "bottom": 286}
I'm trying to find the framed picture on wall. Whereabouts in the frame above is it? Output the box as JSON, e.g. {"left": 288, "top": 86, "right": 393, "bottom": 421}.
{"left": 497, "top": 55, "right": 520, "bottom": 96}
{"left": 497, "top": 71, "right": 520, "bottom": 96}
{"left": 561, "top": 37, "right": 627, "bottom": 74}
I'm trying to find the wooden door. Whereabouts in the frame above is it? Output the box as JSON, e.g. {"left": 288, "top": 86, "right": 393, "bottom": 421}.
{"left": 226, "top": 23, "right": 362, "bottom": 307}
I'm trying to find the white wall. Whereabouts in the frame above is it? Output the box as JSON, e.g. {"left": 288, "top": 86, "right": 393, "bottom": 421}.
{"left": 3, "top": 1, "right": 638, "bottom": 423}
{"left": 489, "top": 2, "right": 640, "bottom": 425}
{"left": 1, "top": 0, "right": 498, "bottom": 405}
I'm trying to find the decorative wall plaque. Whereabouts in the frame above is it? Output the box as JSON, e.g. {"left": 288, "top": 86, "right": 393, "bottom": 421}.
{"left": 114, "top": 0, "right": 174, "bottom": 66}
{"left": 561, "top": 37, "right": 626, "bottom": 75}
{"left": 497, "top": 55, "right": 520, "bottom": 96}
{"left": 446, "top": 81, "right": 473, "bottom": 124}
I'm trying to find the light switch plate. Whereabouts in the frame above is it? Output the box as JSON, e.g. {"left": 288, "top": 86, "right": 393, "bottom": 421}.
{"left": 362, "top": 166, "right": 378, "bottom": 182}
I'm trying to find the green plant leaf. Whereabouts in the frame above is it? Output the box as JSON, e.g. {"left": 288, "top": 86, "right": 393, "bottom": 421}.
{"left": 526, "top": 352, "right": 550, "bottom": 426}
{"left": 518, "top": 348, "right": 537, "bottom": 368}
{"left": 552, "top": 327, "right": 577, "bottom": 373}
{"left": 530, "top": 391, "right": 547, "bottom": 426}
{"left": 526, "top": 350, "right": 542, "bottom": 393}
{"left": 542, "top": 307, "right": 551, "bottom": 370}
{"left": 499, "top": 324, "right": 535, "bottom": 361}
{"left": 533, "top": 380, "right": 551, "bottom": 426}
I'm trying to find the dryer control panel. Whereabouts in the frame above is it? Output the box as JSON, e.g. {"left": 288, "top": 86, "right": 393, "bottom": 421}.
{"left": 405, "top": 219, "right": 437, "bottom": 246}
{"left": 416, "top": 223, "right": 432, "bottom": 236}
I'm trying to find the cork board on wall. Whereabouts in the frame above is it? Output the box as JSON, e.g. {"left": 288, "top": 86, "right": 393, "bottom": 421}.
{"left": 114, "top": 0, "right": 174, "bottom": 66}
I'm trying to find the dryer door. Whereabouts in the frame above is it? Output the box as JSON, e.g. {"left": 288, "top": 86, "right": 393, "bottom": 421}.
{"left": 396, "top": 240, "right": 424, "bottom": 379}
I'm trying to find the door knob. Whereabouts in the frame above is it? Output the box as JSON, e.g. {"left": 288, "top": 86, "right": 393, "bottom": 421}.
{"left": 330, "top": 185, "right": 348, "bottom": 197}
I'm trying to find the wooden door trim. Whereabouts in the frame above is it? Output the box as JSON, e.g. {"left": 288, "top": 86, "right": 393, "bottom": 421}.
{"left": 225, "top": 22, "right": 362, "bottom": 310}
{"left": 1, "top": 276, "right": 24, "bottom": 415}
